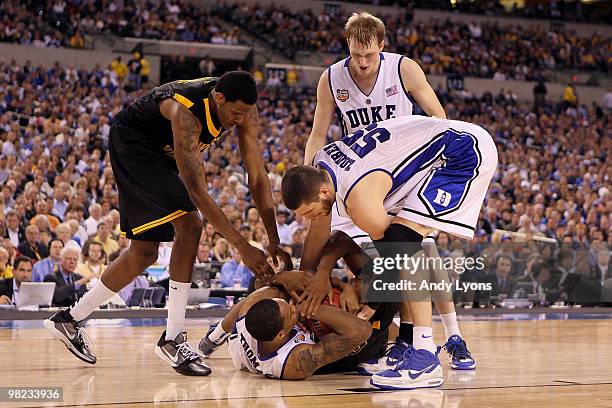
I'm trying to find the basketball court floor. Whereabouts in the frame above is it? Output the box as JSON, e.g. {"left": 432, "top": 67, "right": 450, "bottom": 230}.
{"left": 2, "top": 313, "right": 611, "bottom": 407}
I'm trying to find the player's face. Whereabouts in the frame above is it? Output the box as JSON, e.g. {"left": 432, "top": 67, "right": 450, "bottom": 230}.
{"left": 295, "top": 195, "right": 333, "bottom": 220}
{"left": 276, "top": 298, "right": 298, "bottom": 333}
{"left": 217, "top": 99, "right": 253, "bottom": 129}
{"left": 348, "top": 39, "right": 384, "bottom": 77}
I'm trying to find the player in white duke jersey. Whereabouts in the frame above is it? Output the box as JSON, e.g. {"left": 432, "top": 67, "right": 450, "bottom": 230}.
{"left": 301, "top": 11, "right": 476, "bottom": 375}
{"left": 282, "top": 115, "right": 498, "bottom": 389}
{"left": 217, "top": 271, "right": 371, "bottom": 380}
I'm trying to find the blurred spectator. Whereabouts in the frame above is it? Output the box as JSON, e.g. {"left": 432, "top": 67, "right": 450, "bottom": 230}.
{"left": 31, "top": 238, "right": 64, "bottom": 282}
{"left": 55, "top": 222, "right": 81, "bottom": 250}
{"left": 127, "top": 52, "right": 143, "bottom": 91}
{"left": 0, "top": 256, "right": 32, "bottom": 305}
{"left": 111, "top": 56, "right": 129, "bottom": 83}
{"left": 220, "top": 249, "right": 253, "bottom": 288}
{"left": 17, "top": 225, "right": 48, "bottom": 262}
{"left": 44, "top": 246, "right": 90, "bottom": 307}
{"left": 563, "top": 83, "right": 578, "bottom": 109}
{"left": 212, "top": 238, "right": 231, "bottom": 263}
{"left": 199, "top": 55, "right": 216, "bottom": 76}
{"left": 93, "top": 222, "right": 119, "bottom": 260}
{"left": 0, "top": 247, "right": 12, "bottom": 280}
{"left": 488, "top": 254, "right": 516, "bottom": 296}
{"left": 84, "top": 203, "right": 103, "bottom": 236}
{"left": 139, "top": 53, "right": 150, "bottom": 85}
{"left": 196, "top": 242, "right": 211, "bottom": 263}
{"left": 76, "top": 241, "right": 106, "bottom": 279}
{"left": 4, "top": 210, "right": 24, "bottom": 248}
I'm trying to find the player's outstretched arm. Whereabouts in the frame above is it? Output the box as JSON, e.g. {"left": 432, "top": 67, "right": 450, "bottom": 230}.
{"left": 282, "top": 304, "right": 372, "bottom": 380}
{"left": 304, "top": 70, "right": 335, "bottom": 165}
{"left": 238, "top": 106, "right": 292, "bottom": 270}
{"left": 160, "top": 98, "right": 273, "bottom": 279}
{"left": 400, "top": 58, "right": 446, "bottom": 119}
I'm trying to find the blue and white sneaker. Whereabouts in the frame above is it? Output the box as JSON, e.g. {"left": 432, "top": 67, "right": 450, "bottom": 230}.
{"left": 370, "top": 348, "right": 444, "bottom": 390}
{"left": 197, "top": 324, "right": 227, "bottom": 359}
{"left": 356, "top": 340, "right": 412, "bottom": 376}
{"left": 439, "top": 335, "right": 476, "bottom": 370}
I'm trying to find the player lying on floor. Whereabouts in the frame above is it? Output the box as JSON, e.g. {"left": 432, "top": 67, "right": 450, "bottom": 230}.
{"left": 198, "top": 231, "right": 404, "bottom": 379}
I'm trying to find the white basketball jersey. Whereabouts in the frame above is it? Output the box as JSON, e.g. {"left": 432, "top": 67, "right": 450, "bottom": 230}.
{"left": 313, "top": 115, "right": 451, "bottom": 218}
{"left": 228, "top": 316, "right": 316, "bottom": 379}
{"left": 328, "top": 52, "right": 413, "bottom": 137}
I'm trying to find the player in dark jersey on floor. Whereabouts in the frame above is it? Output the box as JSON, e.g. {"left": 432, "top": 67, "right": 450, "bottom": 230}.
{"left": 44, "top": 72, "right": 291, "bottom": 376}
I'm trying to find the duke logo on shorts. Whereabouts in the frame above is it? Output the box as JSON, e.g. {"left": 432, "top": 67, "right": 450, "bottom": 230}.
{"left": 313, "top": 115, "right": 498, "bottom": 240}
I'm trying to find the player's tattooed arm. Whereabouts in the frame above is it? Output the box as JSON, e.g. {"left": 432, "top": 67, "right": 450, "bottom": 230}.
{"left": 161, "top": 98, "right": 248, "bottom": 251}
{"left": 282, "top": 305, "right": 371, "bottom": 379}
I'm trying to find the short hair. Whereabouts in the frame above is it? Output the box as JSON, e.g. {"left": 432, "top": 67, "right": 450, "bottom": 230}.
{"left": 60, "top": 245, "right": 80, "bottom": 258}
{"left": 47, "top": 238, "right": 64, "bottom": 252}
{"left": 66, "top": 203, "right": 84, "bottom": 213}
{"left": 345, "top": 11, "right": 385, "bottom": 47}
{"left": 281, "top": 165, "right": 326, "bottom": 210}
{"left": 245, "top": 299, "right": 284, "bottom": 341}
{"left": 215, "top": 71, "right": 258, "bottom": 105}
{"left": 13, "top": 255, "right": 33, "bottom": 270}
{"left": 82, "top": 240, "right": 105, "bottom": 259}
{"left": 496, "top": 254, "right": 513, "bottom": 266}
{"left": 531, "top": 261, "right": 549, "bottom": 278}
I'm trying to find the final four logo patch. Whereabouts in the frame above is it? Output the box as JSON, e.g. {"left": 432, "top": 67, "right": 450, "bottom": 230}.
{"left": 336, "top": 89, "right": 349, "bottom": 102}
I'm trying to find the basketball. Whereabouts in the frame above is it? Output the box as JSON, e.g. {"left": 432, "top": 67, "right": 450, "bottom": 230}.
{"left": 305, "top": 288, "right": 342, "bottom": 341}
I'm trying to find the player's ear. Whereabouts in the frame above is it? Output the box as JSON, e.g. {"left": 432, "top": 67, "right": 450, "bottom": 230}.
{"left": 378, "top": 41, "right": 384, "bottom": 51}
{"left": 214, "top": 91, "right": 225, "bottom": 107}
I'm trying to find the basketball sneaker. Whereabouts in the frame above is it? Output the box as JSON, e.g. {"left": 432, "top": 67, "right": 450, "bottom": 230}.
{"left": 43, "top": 309, "right": 96, "bottom": 364}
{"left": 370, "top": 348, "right": 444, "bottom": 390}
{"left": 356, "top": 340, "right": 412, "bottom": 375}
{"left": 198, "top": 324, "right": 227, "bottom": 358}
{"left": 439, "top": 335, "right": 476, "bottom": 370}
{"left": 155, "top": 331, "right": 212, "bottom": 376}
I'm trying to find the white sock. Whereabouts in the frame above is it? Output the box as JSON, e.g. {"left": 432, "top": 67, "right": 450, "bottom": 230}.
{"left": 413, "top": 326, "right": 436, "bottom": 354}
{"left": 208, "top": 323, "right": 229, "bottom": 344}
{"left": 440, "top": 312, "right": 461, "bottom": 340}
{"left": 165, "top": 280, "right": 191, "bottom": 341}
{"left": 69, "top": 280, "right": 116, "bottom": 322}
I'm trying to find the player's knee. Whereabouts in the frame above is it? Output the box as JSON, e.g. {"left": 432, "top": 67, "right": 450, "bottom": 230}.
{"left": 130, "top": 243, "right": 159, "bottom": 266}
{"left": 173, "top": 212, "right": 203, "bottom": 239}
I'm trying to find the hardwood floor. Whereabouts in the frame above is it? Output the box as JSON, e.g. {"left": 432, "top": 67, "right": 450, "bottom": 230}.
{"left": 2, "top": 317, "right": 611, "bottom": 407}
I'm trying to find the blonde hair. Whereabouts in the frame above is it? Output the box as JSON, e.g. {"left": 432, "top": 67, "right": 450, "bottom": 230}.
{"left": 344, "top": 11, "right": 385, "bottom": 47}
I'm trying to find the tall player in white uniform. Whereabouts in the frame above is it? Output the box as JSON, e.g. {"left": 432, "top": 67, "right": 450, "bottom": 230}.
{"left": 283, "top": 115, "right": 497, "bottom": 389}
{"left": 301, "top": 11, "right": 475, "bottom": 372}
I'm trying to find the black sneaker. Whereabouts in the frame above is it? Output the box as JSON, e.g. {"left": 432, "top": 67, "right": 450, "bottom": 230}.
{"left": 197, "top": 324, "right": 226, "bottom": 358}
{"left": 43, "top": 309, "right": 97, "bottom": 364}
{"left": 155, "top": 331, "right": 212, "bottom": 376}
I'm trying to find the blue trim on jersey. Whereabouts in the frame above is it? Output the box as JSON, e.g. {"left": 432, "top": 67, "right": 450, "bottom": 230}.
{"left": 397, "top": 56, "right": 410, "bottom": 99}
{"left": 344, "top": 168, "right": 393, "bottom": 207}
{"left": 316, "top": 161, "right": 338, "bottom": 191}
{"left": 389, "top": 129, "right": 482, "bottom": 217}
{"left": 389, "top": 132, "right": 448, "bottom": 196}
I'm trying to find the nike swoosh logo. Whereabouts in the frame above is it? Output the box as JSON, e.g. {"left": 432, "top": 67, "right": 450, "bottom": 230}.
{"left": 162, "top": 347, "right": 181, "bottom": 364}
{"left": 170, "top": 286, "right": 177, "bottom": 290}
{"left": 62, "top": 323, "right": 76, "bottom": 341}
{"left": 408, "top": 364, "right": 437, "bottom": 380}
{"left": 421, "top": 335, "right": 432, "bottom": 339}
